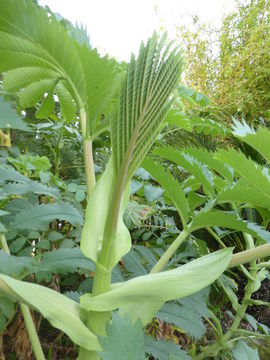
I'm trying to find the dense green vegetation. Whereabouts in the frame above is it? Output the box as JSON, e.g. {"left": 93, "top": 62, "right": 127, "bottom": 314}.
{"left": 0, "top": 1, "right": 269, "bottom": 359}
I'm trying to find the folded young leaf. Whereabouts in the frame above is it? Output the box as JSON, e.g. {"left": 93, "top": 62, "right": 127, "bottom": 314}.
{"left": 0, "top": 274, "right": 101, "bottom": 351}
{"left": 80, "top": 248, "right": 232, "bottom": 313}
{"left": 80, "top": 159, "right": 131, "bottom": 269}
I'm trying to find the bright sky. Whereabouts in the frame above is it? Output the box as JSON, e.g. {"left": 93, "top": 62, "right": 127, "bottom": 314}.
{"left": 38, "top": 0, "right": 236, "bottom": 61}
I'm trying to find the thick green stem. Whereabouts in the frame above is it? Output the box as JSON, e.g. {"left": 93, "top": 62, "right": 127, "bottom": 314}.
{"left": 150, "top": 228, "right": 190, "bottom": 274}
{"left": 0, "top": 233, "right": 45, "bottom": 360}
{"left": 78, "top": 268, "right": 111, "bottom": 360}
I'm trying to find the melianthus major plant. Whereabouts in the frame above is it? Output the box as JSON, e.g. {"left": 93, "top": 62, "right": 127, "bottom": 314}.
{"left": 0, "top": 1, "right": 269, "bottom": 359}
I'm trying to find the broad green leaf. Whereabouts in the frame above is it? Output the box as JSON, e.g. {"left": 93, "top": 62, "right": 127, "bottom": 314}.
{"left": 0, "top": 97, "right": 29, "bottom": 131}
{"left": 3, "top": 67, "right": 59, "bottom": 93}
{"left": 145, "top": 336, "right": 191, "bottom": 360}
{"left": 3, "top": 181, "right": 59, "bottom": 198}
{"left": 0, "top": 274, "right": 101, "bottom": 351}
{"left": 55, "top": 81, "right": 77, "bottom": 123}
{"left": 142, "top": 158, "right": 189, "bottom": 224}
{"left": 19, "top": 79, "right": 57, "bottom": 108}
{"left": 0, "top": 251, "right": 35, "bottom": 277}
{"left": 80, "top": 160, "right": 131, "bottom": 269}
{"left": 191, "top": 210, "right": 270, "bottom": 243}
{"left": 11, "top": 202, "right": 83, "bottom": 230}
{"left": 98, "top": 313, "right": 145, "bottom": 360}
{"left": 215, "top": 148, "right": 270, "bottom": 202}
{"left": 158, "top": 302, "right": 206, "bottom": 339}
{"left": 0, "top": 165, "right": 28, "bottom": 183}
{"left": 153, "top": 147, "right": 215, "bottom": 197}
{"left": 0, "top": 295, "right": 15, "bottom": 331}
{"left": 38, "top": 248, "right": 95, "bottom": 275}
{"left": 232, "top": 340, "right": 260, "bottom": 360}
{"left": 232, "top": 120, "right": 270, "bottom": 164}
{"left": 80, "top": 248, "right": 232, "bottom": 313}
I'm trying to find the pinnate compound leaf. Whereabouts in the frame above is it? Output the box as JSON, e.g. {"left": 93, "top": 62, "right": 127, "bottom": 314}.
{"left": 0, "top": 274, "right": 101, "bottom": 351}
{"left": 191, "top": 210, "right": 270, "bottom": 243}
{"left": 232, "top": 120, "right": 270, "bottom": 164}
{"left": 80, "top": 248, "right": 232, "bottom": 313}
{"left": 145, "top": 336, "right": 191, "bottom": 360}
{"left": 215, "top": 148, "right": 270, "bottom": 202}
{"left": 98, "top": 313, "right": 145, "bottom": 360}
{"left": 11, "top": 202, "right": 83, "bottom": 230}
{"left": 142, "top": 158, "right": 189, "bottom": 224}
{"left": 153, "top": 147, "right": 215, "bottom": 197}
{"left": 232, "top": 340, "right": 259, "bottom": 360}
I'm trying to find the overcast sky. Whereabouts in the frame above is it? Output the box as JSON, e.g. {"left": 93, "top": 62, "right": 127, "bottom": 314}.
{"left": 38, "top": 0, "right": 236, "bottom": 60}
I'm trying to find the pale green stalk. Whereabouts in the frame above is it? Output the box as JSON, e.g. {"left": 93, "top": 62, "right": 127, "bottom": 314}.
{"left": 150, "top": 227, "right": 190, "bottom": 274}
{"left": 80, "top": 108, "right": 96, "bottom": 195}
{"left": 0, "top": 233, "right": 45, "bottom": 360}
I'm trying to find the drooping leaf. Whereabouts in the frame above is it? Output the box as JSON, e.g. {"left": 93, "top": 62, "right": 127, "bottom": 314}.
{"left": 55, "top": 81, "right": 77, "bottom": 123}
{"left": 11, "top": 202, "right": 83, "bottom": 230}
{"left": 0, "top": 97, "right": 29, "bottom": 131}
{"left": 98, "top": 313, "right": 145, "bottom": 360}
{"left": 80, "top": 249, "right": 232, "bottom": 314}
{"left": 0, "top": 274, "right": 101, "bottom": 351}
{"left": 145, "top": 336, "right": 191, "bottom": 360}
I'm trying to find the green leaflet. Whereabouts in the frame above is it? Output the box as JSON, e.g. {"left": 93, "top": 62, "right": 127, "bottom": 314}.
{"left": 80, "top": 159, "right": 131, "bottom": 270}
{"left": 142, "top": 158, "right": 189, "bottom": 225}
{"left": 215, "top": 148, "right": 270, "bottom": 202}
{"left": 232, "top": 120, "right": 270, "bottom": 164}
{"left": 190, "top": 210, "right": 270, "bottom": 243}
{"left": 153, "top": 147, "right": 215, "bottom": 197}
{"left": 98, "top": 313, "right": 145, "bottom": 360}
{"left": 0, "top": 274, "right": 101, "bottom": 351}
{"left": 0, "top": 97, "right": 30, "bottom": 131}
{"left": 80, "top": 248, "right": 232, "bottom": 315}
